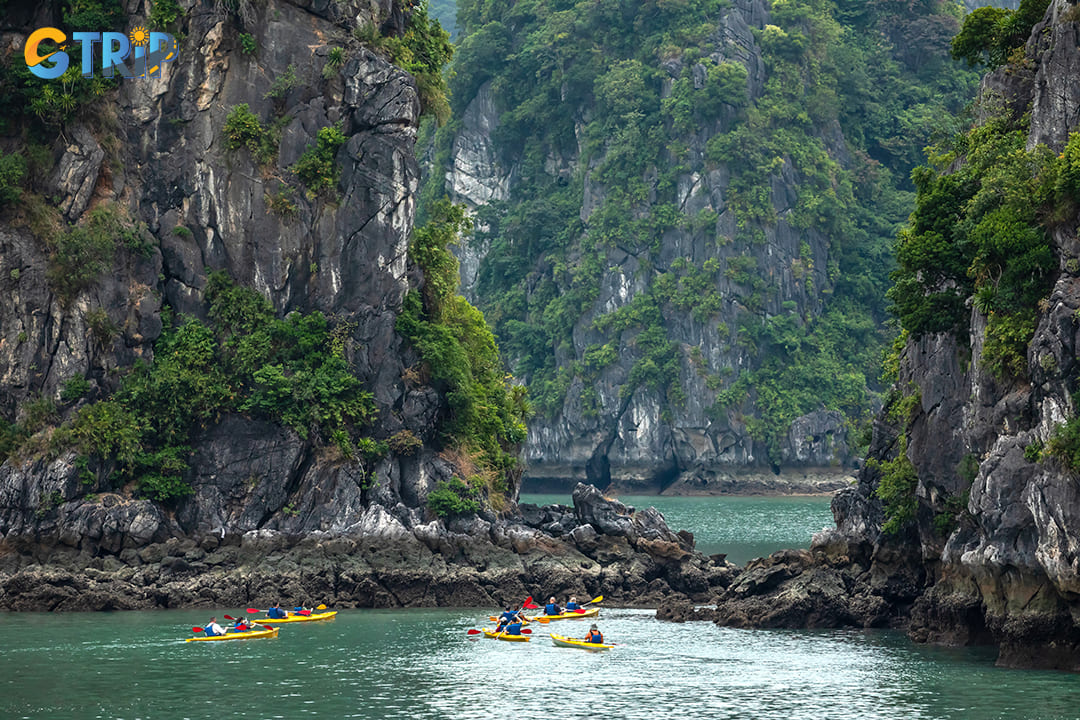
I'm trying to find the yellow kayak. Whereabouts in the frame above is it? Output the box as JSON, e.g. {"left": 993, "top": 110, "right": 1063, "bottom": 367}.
{"left": 482, "top": 628, "right": 530, "bottom": 642}
{"left": 550, "top": 633, "right": 613, "bottom": 651}
{"left": 186, "top": 627, "right": 279, "bottom": 642}
{"left": 526, "top": 607, "right": 599, "bottom": 622}
{"left": 255, "top": 611, "right": 338, "bottom": 624}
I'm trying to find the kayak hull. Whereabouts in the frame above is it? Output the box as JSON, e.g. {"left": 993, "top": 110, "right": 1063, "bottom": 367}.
{"left": 186, "top": 627, "right": 279, "bottom": 642}
{"left": 526, "top": 607, "right": 599, "bottom": 622}
{"left": 550, "top": 633, "right": 613, "bottom": 651}
{"left": 256, "top": 611, "right": 338, "bottom": 624}
{"left": 482, "top": 629, "right": 530, "bottom": 642}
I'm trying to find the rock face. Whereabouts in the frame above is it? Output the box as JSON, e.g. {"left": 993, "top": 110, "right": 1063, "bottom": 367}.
{"left": 655, "top": 1, "right": 1080, "bottom": 672}
{"left": 427, "top": 0, "right": 966, "bottom": 494}
{"left": 0, "top": 0, "right": 445, "bottom": 547}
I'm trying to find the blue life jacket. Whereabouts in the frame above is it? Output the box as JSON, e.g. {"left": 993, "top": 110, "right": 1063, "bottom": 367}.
{"left": 545, "top": 603, "right": 560, "bottom": 616}
{"left": 268, "top": 607, "right": 287, "bottom": 619}
{"left": 500, "top": 610, "right": 517, "bottom": 623}
{"left": 505, "top": 622, "right": 523, "bottom": 635}
{"left": 205, "top": 624, "right": 221, "bottom": 637}
{"left": 586, "top": 631, "right": 603, "bottom": 643}
{"left": 565, "top": 602, "right": 579, "bottom": 610}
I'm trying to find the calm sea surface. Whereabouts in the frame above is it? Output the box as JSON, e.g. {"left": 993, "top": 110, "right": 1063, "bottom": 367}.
{"left": 521, "top": 492, "right": 835, "bottom": 565}
{"left": 4, "top": 495, "right": 1080, "bottom": 720}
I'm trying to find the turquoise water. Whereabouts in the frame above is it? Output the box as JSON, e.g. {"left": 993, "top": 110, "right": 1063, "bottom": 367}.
{"left": 521, "top": 493, "right": 834, "bottom": 565}
{"left": 3, "top": 607, "right": 1080, "bottom": 719}
{"left": 4, "top": 496, "right": 1080, "bottom": 718}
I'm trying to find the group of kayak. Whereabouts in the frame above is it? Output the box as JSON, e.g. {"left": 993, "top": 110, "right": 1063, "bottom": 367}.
{"left": 186, "top": 603, "right": 338, "bottom": 642}
{"left": 474, "top": 595, "right": 614, "bottom": 651}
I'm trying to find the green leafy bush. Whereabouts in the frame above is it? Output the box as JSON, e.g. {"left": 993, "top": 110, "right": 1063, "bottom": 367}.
{"left": 1047, "top": 417, "right": 1080, "bottom": 474}
{"left": 46, "top": 204, "right": 143, "bottom": 304}
{"left": 148, "top": 0, "right": 182, "bottom": 28}
{"left": 873, "top": 436, "right": 918, "bottom": 535}
{"left": 951, "top": 0, "right": 1050, "bottom": 69}
{"left": 223, "top": 104, "right": 263, "bottom": 153}
{"left": 291, "top": 125, "right": 347, "bottom": 197}
{"left": 223, "top": 104, "right": 283, "bottom": 167}
{"left": 264, "top": 64, "right": 298, "bottom": 102}
{"left": 427, "top": 477, "right": 482, "bottom": 517}
{"left": 239, "top": 32, "right": 257, "bottom": 55}
{"left": 323, "top": 47, "right": 346, "bottom": 79}
{"left": 60, "top": 375, "right": 91, "bottom": 403}
{"left": 0, "top": 150, "right": 26, "bottom": 207}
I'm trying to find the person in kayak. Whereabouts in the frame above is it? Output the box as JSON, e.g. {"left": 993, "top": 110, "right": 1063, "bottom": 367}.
{"left": 228, "top": 618, "right": 253, "bottom": 633}
{"left": 565, "top": 596, "right": 580, "bottom": 611}
{"left": 495, "top": 617, "right": 524, "bottom": 636}
{"left": 204, "top": 617, "right": 226, "bottom": 637}
{"left": 294, "top": 606, "right": 313, "bottom": 617}
{"left": 544, "top": 597, "right": 562, "bottom": 616}
{"left": 498, "top": 605, "right": 523, "bottom": 625}
{"left": 267, "top": 603, "right": 288, "bottom": 619}
{"left": 584, "top": 624, "right": 603, "bottom": 644}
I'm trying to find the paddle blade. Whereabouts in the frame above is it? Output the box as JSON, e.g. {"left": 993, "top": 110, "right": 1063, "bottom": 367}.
{"left": 192, "top": 627, "right": 204, "bottom": 633}
{"left": 466, "top": 629, "right": 482, "bottom": 635}
{"left": 316, "top": 604, "right": 327, "bottom": 610}
{"left": 587, "top": 595, "right": 604, "bottom": 605}
{"left": 223, "top": 615, "right": 236, "bottom": 621}
{"left": 534, "top": 617, "right": 550, "bottom": 623}
{"left": 246, "top": 608, "right": 262, "bottom": 614}
{"left": 521, "top": 629, "right": 532, "bottom": 634}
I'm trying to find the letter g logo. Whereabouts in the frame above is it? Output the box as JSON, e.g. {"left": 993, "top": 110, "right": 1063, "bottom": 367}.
{"left": 25, "top": 27, "right": 69, "bottom": 79}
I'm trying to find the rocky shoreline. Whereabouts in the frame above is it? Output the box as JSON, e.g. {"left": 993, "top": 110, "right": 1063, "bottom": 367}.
{"left": 0, "top": 484, "right": 736, "bottom": 611}
{"left": 521, "top": 467, "right": 854, "bottom": 497}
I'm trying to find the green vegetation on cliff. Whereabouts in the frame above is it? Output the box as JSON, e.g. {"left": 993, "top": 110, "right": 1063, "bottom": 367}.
{"left": 3, "top": 274, "right": 379, "bottom": 501}
{"left": 423, "top": 0, "right": 980, "bottom": 463}
{"left": 888, "top": 103, "right": 1056, "bottom": 381}
{"left": 397, "top": 199, "right": 529, "bottom": 490}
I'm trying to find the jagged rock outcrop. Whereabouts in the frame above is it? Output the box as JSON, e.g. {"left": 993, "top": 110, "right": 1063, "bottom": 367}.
{"left": 0, "top": 483, "right": 736, "bottom": 609}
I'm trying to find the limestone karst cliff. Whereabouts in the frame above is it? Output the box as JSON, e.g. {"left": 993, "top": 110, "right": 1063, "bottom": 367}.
{"left": 423, "top": 0, "right": 981, "bottom": 492}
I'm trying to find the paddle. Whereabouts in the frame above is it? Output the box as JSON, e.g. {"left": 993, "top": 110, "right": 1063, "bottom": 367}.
{"left": 572, "top": 595, "right": 604, "bottom": 612}
{"left": 192, "top": 626, "right": 204, "bottom": 633}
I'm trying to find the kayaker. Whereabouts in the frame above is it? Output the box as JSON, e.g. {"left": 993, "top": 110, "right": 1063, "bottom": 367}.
{"left": 496, "top": 618, "right": 524, "bottom": 636}
{"left": 584, "top": 624, "right": 603, "bottom": 644}
{"left": 498, "top": 605, "right": 521, "bottom": 624}
{"left": 228, "top": 618, "right": 252, "bottom": 633}
{"left": 204, "top": 617, "right": 226, "bottom": 637}
{"left": 268, "top": 603, "right": 289, "bottom": 619}
{"left": 544, "top": 597, "right": 562, "bottom": 616}
{"left": 565, "top": 596, "right": 580, "bottom": 611}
